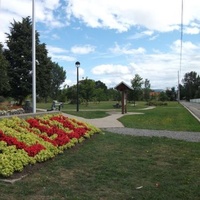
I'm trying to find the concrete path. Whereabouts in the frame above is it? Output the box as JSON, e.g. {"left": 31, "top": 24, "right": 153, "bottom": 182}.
{"left": 62, "top": 107, "right": 155, "bottom": 128}
{"left": 63, "top": 111, "right": 144, "bottom": 128}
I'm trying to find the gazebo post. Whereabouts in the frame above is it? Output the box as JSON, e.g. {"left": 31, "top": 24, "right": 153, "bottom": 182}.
{"left": 114, "top": 82, "right": 132, "bottom": 114}
{"left": 124, "top": 91, "right": 127, "bottom": 113}
{"left": 122, "top": 91, "right": 125, "bottom": 114}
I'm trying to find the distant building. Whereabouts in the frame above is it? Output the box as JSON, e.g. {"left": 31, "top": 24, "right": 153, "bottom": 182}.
{"left": 150, "top": 89, "right": 164, "bottom": 100}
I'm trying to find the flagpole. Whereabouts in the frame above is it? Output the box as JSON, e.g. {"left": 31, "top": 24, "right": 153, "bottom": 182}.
{"left": 178, "top": 0, "right": 183, "bottom": 102}
{"left": 32, "top": 0, "right": 36, "bottom": 113}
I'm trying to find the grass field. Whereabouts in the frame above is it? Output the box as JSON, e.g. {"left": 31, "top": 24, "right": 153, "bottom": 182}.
{"left": 0, "top": 133, "right": 200, "bottom": 200}
{"left": 37, "top": 100, "right": 147, "bottom": 111}
{"left": 39, "top": 101, "right": 200, "bottom": 132}
{"left": 0, "top": 101, "right": 200, "bottom": 199}
{"left": 119, "top": 102, "right": 200, "bottom": 132}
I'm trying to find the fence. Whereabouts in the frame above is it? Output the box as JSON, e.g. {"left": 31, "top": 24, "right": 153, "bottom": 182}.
{"left": 190, "top": 98, "right": 200, "bottom": 103}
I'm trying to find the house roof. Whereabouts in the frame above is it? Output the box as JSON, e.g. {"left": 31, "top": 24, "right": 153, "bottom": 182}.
{"left": 114, "top": 81, "right": 133, "bottom": 91}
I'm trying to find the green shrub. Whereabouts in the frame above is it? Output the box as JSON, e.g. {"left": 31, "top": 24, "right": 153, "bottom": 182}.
{"left": 0, "top": 96, "right": 5, "bottom": 103}
{"left": 146, "top": 101, "right": 168, "bottom": 106}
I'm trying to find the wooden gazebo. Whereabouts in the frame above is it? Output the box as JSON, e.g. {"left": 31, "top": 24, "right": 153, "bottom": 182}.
{"left": 115, "top": 81, "right": 133, "bottom": 114}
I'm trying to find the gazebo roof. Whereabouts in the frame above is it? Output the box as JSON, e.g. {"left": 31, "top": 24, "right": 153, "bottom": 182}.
{"left": 114, "top": 81, "right": 133, "bottom": 91}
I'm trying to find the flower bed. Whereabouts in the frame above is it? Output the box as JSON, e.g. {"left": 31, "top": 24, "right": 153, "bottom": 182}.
{"left": 0, "top": 108, "right": 25, "bottom": 116}
{"left": 0, "top": 114, "right": 101, "bottom": 177}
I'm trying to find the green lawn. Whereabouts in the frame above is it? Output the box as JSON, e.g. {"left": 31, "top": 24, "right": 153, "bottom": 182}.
{"left": 1, "top": 101, "right": 200, "bottom": 199}
{"left": 0, "top": 133, "right": 200, "bottom": 200}
{"left": 37, "top": 100, "right": 147, "bottom": 112}
{"left": 119, "top": 102, "right": 200, "bottom": 132}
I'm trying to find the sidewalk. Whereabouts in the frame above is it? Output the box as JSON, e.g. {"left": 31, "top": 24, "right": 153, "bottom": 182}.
{"left": 62, "top": 111, "right": 144, "bottom": 128}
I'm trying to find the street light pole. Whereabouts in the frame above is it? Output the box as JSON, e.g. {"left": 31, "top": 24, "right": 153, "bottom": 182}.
{"left": 32, "top": 0, "right": 36, "bottom": 113}
{"left": 75, "top": 61, "right": 80, "bottom": 112}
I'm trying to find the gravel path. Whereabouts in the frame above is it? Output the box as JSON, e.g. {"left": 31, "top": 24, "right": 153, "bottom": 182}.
{"left": 102, "top": 127, "right": 200, "bottom": 142}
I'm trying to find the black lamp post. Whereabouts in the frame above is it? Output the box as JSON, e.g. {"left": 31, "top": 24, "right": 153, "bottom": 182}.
{"left": 75, "top": 61, "right": 80, "bottom": 112}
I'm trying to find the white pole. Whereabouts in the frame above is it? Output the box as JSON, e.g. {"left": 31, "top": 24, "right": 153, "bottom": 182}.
{"left": 32, "top": 0, "right": 36, "bottom": 113}
{"left": 178, "top": 71, "right": 180, "bottom": 102}
{"left": 178, "top": 0, "right": 183, "bottom": 102}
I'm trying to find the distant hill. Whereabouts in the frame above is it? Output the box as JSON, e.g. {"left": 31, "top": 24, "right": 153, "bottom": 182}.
{"left": 151, "top": 89, "right": 164, "bottom": 92}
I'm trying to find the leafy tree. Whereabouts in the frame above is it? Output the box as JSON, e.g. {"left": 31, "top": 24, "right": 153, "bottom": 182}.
{"left": 130, "top": 74, "right": 144, "bottom": 105}
{"left": 143, "top": 78, "right": 151, "bottom": 101}
{"left": 179, "top": 84, "right": 185, "bottom": 100}
{"left": 4, "top": 17, "right": 36, "bottom": 104}
{"left": 159, "top": 91, "right": 169, "bottom": 101}
{"left": 107, "top": 88, "right": 121, "bottom": 101}
{"left": 166, "top": 87, "right": 176, "bottom": 101}
{"left": 94, "top": 80, "right": 108, "bottom": 102}
{"left": 93, "top": 88, "right": 107, "bottom": 102}
{"left": 66, "top": 85, "right": 77, "bottom": 104}
{"left": 3, "top": 17, "right": 48, "bottom": 104}
{"left": 36, "top": 43, "right": 53, "bottom": 102}
{"left": 50, "top": 62, "right": 66, "bottom": 100}
{"left": 3, "top": 16, "right": 66, "bottom": 104}
{"left": 182, "top": 71, "right": 200, "bottom": 101}
{"left": 79, "top": 79, "right": 95, "bottom": 105}
{"left": 0, "top": 43, "right": 11, "bottom": 95}
{"left": 95, "top": 80, "right": 107, "bottom": 91}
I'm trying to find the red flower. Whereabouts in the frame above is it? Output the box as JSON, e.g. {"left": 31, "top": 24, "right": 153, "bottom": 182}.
{"left": 0, "top": 130, "right": 45, "bottom": 157}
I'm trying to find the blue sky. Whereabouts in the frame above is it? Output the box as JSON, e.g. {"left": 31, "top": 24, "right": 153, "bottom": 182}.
{"left": 1, "top": 0, "right": 200, "bottom": 90}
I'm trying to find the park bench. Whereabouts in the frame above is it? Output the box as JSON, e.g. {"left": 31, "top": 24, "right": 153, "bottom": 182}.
{"left": 51, "top": 100, "right": 63, "bottom": 111}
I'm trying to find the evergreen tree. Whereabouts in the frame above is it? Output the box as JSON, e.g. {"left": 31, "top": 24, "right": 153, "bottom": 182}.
{"left": 143, "top": 78, "right": 151, "bottom": 101}
{"left": 182, "top": 71, "right": 200, "bottom": 101}
{"left": 3, "top": 17, "right": 55, "bottom": 104}
{"left": 36, "top": 43, "right": 53, "bottom": 102}
{"left": 130, "top": 74, "right": 144, "bottom": 106}
{"left": 4, "top": 17, "right": 39, "bottom": 104}
{"left": 0, "top": 43, "right": 11, "bottom": 95}
{"left": 50, "top": 62, "right": 66, "bottom": 100}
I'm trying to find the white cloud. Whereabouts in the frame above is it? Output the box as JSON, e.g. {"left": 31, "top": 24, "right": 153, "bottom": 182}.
{"left": 0, "top": 0, "right": 65, "bottom": 44}
{"left": 184, "top": 27, "right": 200, "bottom": 34}
{"left": 66, "top": 0, "right": 200, "bottom": 33}
{"left": 128, "top": 30, "right": 155, "bottom": 40}
{"left": 91, "top": 39, "right": 200, "bottom": 89}
{"left": 92, "top": 64, "right": 133, "bottom": 88}
{"left": 170, "top": 40, "right": 200, "bottom": 55}
{"left": 51, "top": 55, "right": 75, "bottom": 62}
{"left": 71, "top": 45, "right": 95, "bottom": 54}
{"left": 109, "top": 43, "right": 146, "bottom": 55}
{"left": 47, "top": 45, "right": 68, "bottom": 54}
{"left": 47, "top": 45, "right": 75, "bottom": 62}
{"left": 92, "top": 64, "right": 133, "bottom": 75}
{"left": 1, "top": 0, "right": 200, "bottom": 90}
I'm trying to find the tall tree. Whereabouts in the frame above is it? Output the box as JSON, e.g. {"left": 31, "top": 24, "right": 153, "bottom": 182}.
{"left": 143, "top": 78, "right": 151, "bottom": 102}
{"left": 182, "top": 71, "right": 200, "bottom": 101}
{"left": 166, "top": 87, "right": 176, "bottom": 101}
{"left": 4, "top": 17, "right": 36, "bottom": 104}
{"left": 79, "top": 79, "right": 95, "bottom": 105}
{"left": 50, "top": 62, "right": 66, "bottom": 100}
{"left": 130, "top": 74, "right": 144, "bottom": 105}
{"left": 0, "top": 44, "right": 11, "bottom": 95}
{"left": 4, "top": 17, "right": 53, "bottom": 104}
{"left": 36, "top": 43, "right": 53, "bottom": 101}
{"left": 94, "top": 80, "right": 108, "bottom": 102}
{"left": 4, "top": 17, "right": 38, "bottom": 104}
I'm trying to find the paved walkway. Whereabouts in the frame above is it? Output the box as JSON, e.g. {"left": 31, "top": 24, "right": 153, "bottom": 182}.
{"left": 63, "top": 111, "right": 144, "bottom": 128}
{"left": 63, "top": 107, "right": 155, "bottom": 128}
{"left": 63, "top": 104, "right": 200, "bottom": 142}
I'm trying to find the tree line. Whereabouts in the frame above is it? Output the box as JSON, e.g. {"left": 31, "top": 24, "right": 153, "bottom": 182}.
{"left": 0, "top": 17, "right": 199, "bottom": 105}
